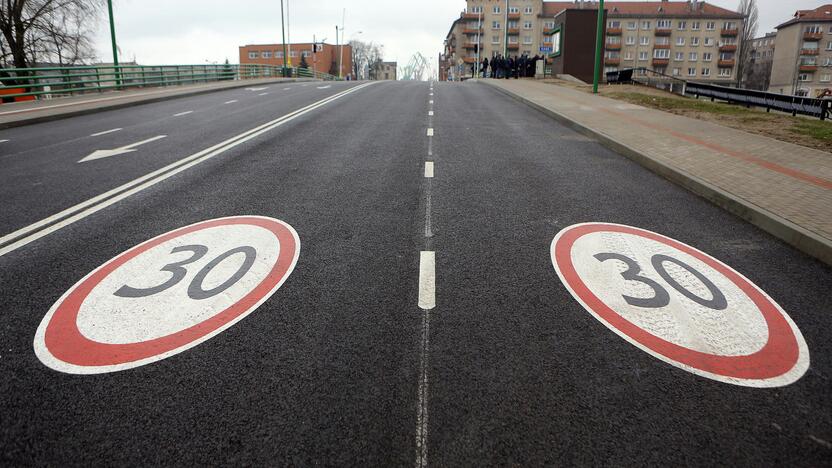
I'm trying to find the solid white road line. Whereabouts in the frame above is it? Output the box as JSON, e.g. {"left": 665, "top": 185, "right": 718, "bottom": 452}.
{"left": 426, "top": 128, "right": 434, "bottom": 137}
{"left": 90, "top": 128, "right": 122, "bottom": 137}
{"left": 424, "top": 162, "right": 434, "bottom": 178}
{"left": 173, "top": 111, "right": 194, "bottom": 117}
{"left": 0, "top": 82, "right": 374, "bottom": 257}
{"left": 259, "top": 93, "right": 269, "bottom": 96}
{"left": 0, "top": 88, "right": 205, "bottom": 116}
{"left": 415, "top": 308, "right": 431, "bottom": 468}
{"left": 283, "top": 88, "right": 291, "bottom": 90}
{"left": 317, "top": 85, "right": 331, "bottom": 89}
{"left": 428, "top": 111, "right": 434, "bottom": 116}
{"left": 78, "top": 135, "right": 167, "bottom": 163}
{"left": 419, "top": 251, "right": 436, "bottom": 310}
{"left": 224, "top": 100, "right": 238, "bottom": 104}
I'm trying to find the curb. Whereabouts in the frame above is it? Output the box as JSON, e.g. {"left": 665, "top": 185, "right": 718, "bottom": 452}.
{"left": 0, "top": 78, "right": 319, "bottom": 130}
{"left": 483, "top": 80, "right": 832, "bottom": 267}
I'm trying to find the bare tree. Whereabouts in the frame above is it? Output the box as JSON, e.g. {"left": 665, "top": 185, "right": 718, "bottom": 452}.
{"left": 350, "top": 39, "right": 384, "bottom": 79}
{"left": 0, "top": 0, "right": 102, "bottom": 70}
{"left": 736, "top": 0, "right": 759, "bottom": 87}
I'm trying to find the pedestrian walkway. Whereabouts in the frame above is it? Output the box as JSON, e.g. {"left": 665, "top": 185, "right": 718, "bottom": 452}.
{"left": 485, "top": 79, "right": 832, "bottom": 266}
{"left": 0, "top": 77, "right": 315, "bottom": 129}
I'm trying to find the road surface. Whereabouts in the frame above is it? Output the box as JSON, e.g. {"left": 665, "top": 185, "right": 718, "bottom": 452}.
{"left": 1, "top": 80, "right": 830, "bottom": 466}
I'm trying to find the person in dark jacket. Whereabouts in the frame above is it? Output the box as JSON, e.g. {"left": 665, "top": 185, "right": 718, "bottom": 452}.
{"left": 481, "top": 57, "right": 489, "bottom": 78}
{"left": 505, "top": 57, "right": 513, "bottom": 79}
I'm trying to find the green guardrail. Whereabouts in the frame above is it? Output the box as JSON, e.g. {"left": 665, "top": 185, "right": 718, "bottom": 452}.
{"left": 0, "top": 64, "right": 338, "bottom": 101}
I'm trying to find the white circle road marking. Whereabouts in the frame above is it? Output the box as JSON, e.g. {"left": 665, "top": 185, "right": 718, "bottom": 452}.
{"left": 34, "top": 216, "right": 300, "bottom": 374}
{"left": 551, "top": 222, "right": 809, "bottom": 388}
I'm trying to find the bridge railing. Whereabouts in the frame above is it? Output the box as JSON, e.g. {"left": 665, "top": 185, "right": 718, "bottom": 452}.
{"left": 0, "top": 64, "right": 337, "bottom": 101}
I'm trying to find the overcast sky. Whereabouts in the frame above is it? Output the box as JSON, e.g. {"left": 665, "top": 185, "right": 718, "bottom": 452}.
{"left": 92, "top": 0, "right": 826, "bottom": 69}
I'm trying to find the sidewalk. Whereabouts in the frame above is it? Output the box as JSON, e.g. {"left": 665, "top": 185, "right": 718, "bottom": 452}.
{"left": 484, "top": 79, "right": 832, "bottom": 266}
{"left": 0, "top": 77, "right": 316, "bottom": 129}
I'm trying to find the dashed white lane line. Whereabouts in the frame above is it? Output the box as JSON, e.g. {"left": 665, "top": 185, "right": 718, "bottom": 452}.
{"left": 429, "top": 100, "right": 434, "bottom": 104}
{"left": 427, "top": 128, "right": 434, "bottom": 137}
{"left": 317, "top": 85, "right": 332, "bottom": 89}
{"left": 90, "top": 128, "right": 122, "bottom": 137}
{"left": 428, "top": 111, "right": 434, "bottom": 116}
{"left": 173, "top": 111, "right": 194, "bottom": 117}
{"left": 259, "top": 93, "right": 269, "bottom": 96}
{"left": 224, "top": 100, "right": 238, "bottom": 104}
{"left": 424, "top": 162, "right": 434, "bottom": 178}
{"left": 283, "top": 88, "right": 291, "bottom": 91}
{"left": 419, "top": 251, "right": 436, "bottom": 310}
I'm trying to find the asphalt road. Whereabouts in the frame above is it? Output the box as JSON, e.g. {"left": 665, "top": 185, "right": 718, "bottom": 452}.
{"left": 1, "top": 80, "right": 830, "bottom": 466}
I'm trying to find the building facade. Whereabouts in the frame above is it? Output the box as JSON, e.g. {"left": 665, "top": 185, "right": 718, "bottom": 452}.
{"left": 440, "top": 0, "right": 744, "bottom": 84}
{"left": 744, "top": 32, "right": 776, "bottom": 90}
{"left": 239, "top": 43, "right": 354, "bottom": 78}
{"left": 374, "top": 62, "right": 398, "bottom": 80}
{"left": 768, "top": 5, "right": 832, "bottom": 97}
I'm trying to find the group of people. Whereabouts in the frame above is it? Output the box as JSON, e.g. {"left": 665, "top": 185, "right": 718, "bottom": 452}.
{"left": 474, "top": 54, "right": 543, "bottom": 79}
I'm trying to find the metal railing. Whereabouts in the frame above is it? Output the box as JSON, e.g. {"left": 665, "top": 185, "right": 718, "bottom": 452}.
{"left": 606, "top": 67, "right": 830, "bottom": 120}
{"left": 0, "top": 64, "right": 337, "bottom": 101}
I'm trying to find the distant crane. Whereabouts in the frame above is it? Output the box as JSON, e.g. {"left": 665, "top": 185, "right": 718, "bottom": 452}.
{"left": 400, "top": 53, "right": 431, "bottom": 81}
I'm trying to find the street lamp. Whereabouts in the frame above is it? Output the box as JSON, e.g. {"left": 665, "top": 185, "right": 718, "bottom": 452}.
{"left": 106, "top": 0, "right": 120, "bottom": 86}
{"left": 592, "top": 0, "right": 605, "bottom": 94}
{"left": 280, "top": 0, "right": 288, "bottom": 77}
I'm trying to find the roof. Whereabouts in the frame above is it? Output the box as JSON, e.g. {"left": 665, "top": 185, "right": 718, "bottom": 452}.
{"left": 776, "top": 4, "right": 832, "bottom": 29}
{"left": 541, "top": 1, "right": 743, "bottom": 19}
{"left": 445, "top": 15, "right": 465, "bottom": 41}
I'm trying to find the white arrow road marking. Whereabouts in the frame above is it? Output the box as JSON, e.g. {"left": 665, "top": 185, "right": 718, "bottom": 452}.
{"left": 78, "top": 135, "right": 167, "bottom": 163}
{"left": 245, "top": 87, "right": 268, "bottom": 92}
{"left": 0, "top": 139, "right": 8, "bottom": 143}
{"left": 90, "top": 128, "right": 122, "bottom": 137}
{"left": 173, "top": 111, "right": 193, "bottom": 117}
{"left": 224, "top": 100, "right": 238, "bottom": 104}
{"left": 317, "top": 85, "right": 331, "bottom": 89}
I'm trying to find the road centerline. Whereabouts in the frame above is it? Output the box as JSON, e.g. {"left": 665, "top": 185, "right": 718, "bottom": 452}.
{"left": 90, "top": 128, "right": 122, "bottom": 137}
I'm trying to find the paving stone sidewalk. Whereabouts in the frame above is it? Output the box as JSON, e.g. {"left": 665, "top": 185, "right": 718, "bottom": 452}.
{"left": 485, "top": 79, "right": 832, "bottom": 266}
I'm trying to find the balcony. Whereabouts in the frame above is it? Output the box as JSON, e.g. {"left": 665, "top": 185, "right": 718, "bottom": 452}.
{"left": 605, "top": 57, "right": 621, "bottom": 65}
{"left": 804, "top": 31, "right": 823, "bottom": 41}
{"left": 654, "top": 44, "right": 671, "bottom": 50}
{"left": 462, "top": 13, "right": 479, "bottom": 20}
{"left": 719, "top": 44, "right": 737, "bottom": 52}
{"left": 718, "top": 59, "right": 736, "bottom": 68}
{"left": 606, "top": 27, "right": 622, "bottom": 36}
{"left": 507, "top": 13, "right": 521, "bottom": 20}
{"left": 799, "top": 64, "right": 818, "bottom": 72}
{"left": 463, "top": 28, "right": 482, "bottom": 35}
{"left": 463, "top": 42, "right": 479, "bottom": 50}
{"left": 652, "top": 58, "right": 670, "bottom": 66}
{"left": 606, "top": 43, "right": 622, "bottom": 51}
{"left": 462, "top": 57, "right": 477, "bottom": 64}
{"left": 720, "top": 28, "right": 739, "bottom": 37}
{"left": 507, "top": 28, "right": 520, "bottom": 35}
{"left": 507, "top": 43, "right": 519, "bottom": 50}
{"left": 801, "top": 48, "right": 820, "bottom": 56}
{"left": 655, "top": 28, "right": 672, "bottom": 36}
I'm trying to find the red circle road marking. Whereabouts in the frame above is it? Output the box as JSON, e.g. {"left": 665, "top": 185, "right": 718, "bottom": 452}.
{"left": 34, "top": 216, "right": 299, "bottom": 374}
{"left": 551, "top": 223, "right": 809, "bottom": 387}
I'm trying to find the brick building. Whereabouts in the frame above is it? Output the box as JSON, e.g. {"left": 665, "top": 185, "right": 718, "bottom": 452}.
{"left": 768, "top": 4, "right": 832, "bottom": 97}
{"left": 239, "top": 43, "right": 354, "bottom": 78}
{"left": 441, "top": 0, "right": 744, "bottom": 85}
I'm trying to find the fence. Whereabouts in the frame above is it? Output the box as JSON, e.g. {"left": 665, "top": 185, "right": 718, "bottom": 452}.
{"left": 606, "top": 67, "right": 830, "bottom": 121}
{"left": 0, "top": 64, "right": 337, "bottom": 101}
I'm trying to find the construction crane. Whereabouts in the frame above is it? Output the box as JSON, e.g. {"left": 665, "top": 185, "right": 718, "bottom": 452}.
{"left": 400, "top": 53, "right": 431, "bottom": 81}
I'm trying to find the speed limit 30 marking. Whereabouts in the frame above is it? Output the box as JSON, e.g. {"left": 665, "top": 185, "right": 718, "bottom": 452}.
{"left": 34, "top": 216, "right": 300, "bottom": 374}
{"left": 551, "top": 223, "right": 809, "bottom": 387}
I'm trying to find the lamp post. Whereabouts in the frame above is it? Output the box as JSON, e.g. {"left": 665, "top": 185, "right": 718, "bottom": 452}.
{"left": 106, "top": 0, "right": 120, "bottom": 86}
{"left": 504, "top": 0, "right": 509, "bottom": 57}
{"left": 592, "top": 0, "right": 605, "bottom": 94}
{"left": 338, "top": 9, "right": 346, "bottom": 79}
{"left": 280, "top": 0, "right": 288, "bottom": 77}
{"left": 286, "top": 0, "right": 292, "bottom": 68}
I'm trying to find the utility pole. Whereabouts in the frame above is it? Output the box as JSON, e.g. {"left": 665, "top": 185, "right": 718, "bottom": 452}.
{"left": 592, "top": 0, "right": 605, "bottom": 93}
{"left": 313, "top": 34, "right": 317, "bottom": 77}
{"left": 336, "top": 25, "right": 340, "bottom": 79}
{"left": 476, "top": 9, "right": 482, "bottom": 79}
{"left": 504, "top": 0, "right": 509, "bottom": 57}
{"left": 280, "top": 0, "right": 288, "bottom": 77}
{"left": 107, "top": 0, "right": 120, "bottom": 86}
{"left": 338, "top": 9, "right": 346, "bottom": 79}
{"left": 286, "top": 0, "right": 292, "bottom": 68}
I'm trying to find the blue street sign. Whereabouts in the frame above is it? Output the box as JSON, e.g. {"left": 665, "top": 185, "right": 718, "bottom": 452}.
{"left": 539, "top": 47, "right": 553, "bottom": 53}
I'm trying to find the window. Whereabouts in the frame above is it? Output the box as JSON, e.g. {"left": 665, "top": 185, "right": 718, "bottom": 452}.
{"left": 689, "top": 52, "right": 698, "bottom": 61}
{"left": 829, "top": 25, "right": 832, "bottom": 33}
{"left": 827, "top": 41, "right": 832, "bottom": 51}
{"left": 471, "top": 6, "right": 483, "bottom": 13}
{"left": 655, "top": 37, "right": 670, "bottom": 45}
{"left": 657, "top": 20, "right": 672, "bottom": 29}
{"left": 508, "top": 6, "right": 519, "bottom": 13}
{"left": 802, "top": 41, "right": 819, "bottom": 50}
{"left": 276, "top": 51, "right": 284, "bottom": 58}
{"left": 608, "top": 20, "right": 621, "bottom": 28}
{"left": 248, "top": 51, "right": 259, "bottom": 59}
{"left": 723, "top": 22, "right": 736, "bottom": 30}
{"left": 544, "top": 21, "right": 555, "bottom": 29}
{"left": 706, "top": 22, "right": 715, "bottom": 30}
{"left": 806, "top": 25, "right": 822, "bottom": 34}
{"left": 524, "top": 6, "right": 533, "bottom": 14}
{"left": 607, "top": 36, "right": 622, "bottom": 45}
{"left": 798, "top": 73, "right": 811, "bottom": 82}
{"left": 691, "top": 21, "right": 700, "bottom": 30}
{"left": 721, "top": 37, "right": 737, "bottom": 45}
{"left": 626, "top": 36, "right": 636, "bottom": 45}
{"left": 825, "top": 57, "right": 832, "bottom": 67}
{"left": 301, "top": 50, "right": 311, "bottom": 57}
{"left": 508, "top": 36, "right": 518, "bottom": 44}
{"left": 507, "top": 21, "right": 518, "bottom": 29}
{"left": 492, "top": 35, "right": 501, "bottom": 44}
{"left": 624, "top": 51, "right": 634, "bottom": 60}
{"left": 639, "top": 51, "right": 648, "bottom": 61}
{"left": 688, "top": 68, "right": 696, "bottom": 76}
{"left": 492, "top": 21, "right": 501, "bottom": 30}
{"left": 289, "top": 51, "right": 297, "bottom": 58}
{"left": 703, "top": 52, "right": 712, "bottom": 61}
{"left": 672, "top": 68, "right": 681, "bottom": 76}
{"left": 641, "top": 21, "right": 651, "bottom": 30}
{"left": 704, "top": 37, "right": 714, "bottom": 47}
{"left": 674, "top": 52, "right": 684, "bottom": 61}
{"left": 262, "top": 51, "right": 272, "bottom": 59}
{"left": 523, "top": 35, "right": 533, "bottom": 44}
{"left": 627, "top": 21, "right": 637, "bottom": 30}
{"left": 542, "top": 35, "right": 552, "bottom": 44}
{"left": 720, "top": 52, "right": 735, "bottom": 61}
{"left": 691, "top": 37, "right": 700, "bottom": 46}
{"left": 676, "top": 36, "right": 685, "bottom": 46}
{"left": 523, "top": 21, "right": 533, "bottom": 29}
{"left": 678, "top": 21, "right": 687, "bottom": 30}
{"left": 820, "top": 74, "right": 831, "bottom": 83}
{"left": 604, "top": 66, "right": 619, "bottom": 74}
{"left": 654, "top": 49, "right": 670, "bottom": 59}
{"left": 640, "top": 36, "right": 650, "bottom": 46}
{"left": 493, "top": 6, "right": 500, "bottom": 14}
{"left": 701, "top": 68, "right": 711, "bottom": 76}
{"left": 606, "top": 51, "right": 621, "bottom": 59}
{"left": 719, "top": 68, "right": 732, "bottom": 77}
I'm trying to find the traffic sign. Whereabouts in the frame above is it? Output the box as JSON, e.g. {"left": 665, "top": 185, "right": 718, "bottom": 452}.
{"left": 34, "top": 216, "right": 300, "bottom": 374}
{"left": 539, "top": 47, "right": 553, "bottom": 53}
{"left": 551, "top": 223, "right": 809, "bottom": 387}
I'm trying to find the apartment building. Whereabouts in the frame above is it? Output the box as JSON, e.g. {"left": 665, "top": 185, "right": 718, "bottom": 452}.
{"left": 239, "top": 43, "right": 354, "bottom": 78}
{"left": 768, "top": 5, "right": 832, "bottom": 97}
{"left": 744, "top": 32, "right": 776, "bottom": 90}
{"left": 441, "top": 0, "right": 744, "bottom": 84}
{"left": 374, "top": 62, "right": 398, "bottom": 80}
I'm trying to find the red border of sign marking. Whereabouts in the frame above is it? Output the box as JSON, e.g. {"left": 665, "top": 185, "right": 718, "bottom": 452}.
{"left": 34, "top": 216, "right": 299, "bottom": 374}
{"left": 551, "top": 223, "right": 809, "bottom": 387}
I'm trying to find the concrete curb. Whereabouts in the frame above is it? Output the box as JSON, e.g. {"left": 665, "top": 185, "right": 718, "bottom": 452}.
{"left": 0, "top": 78, "right": 319, "bottom": 130}
{"left": 483, "top": 80, "right": 832, "bottom": 267}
